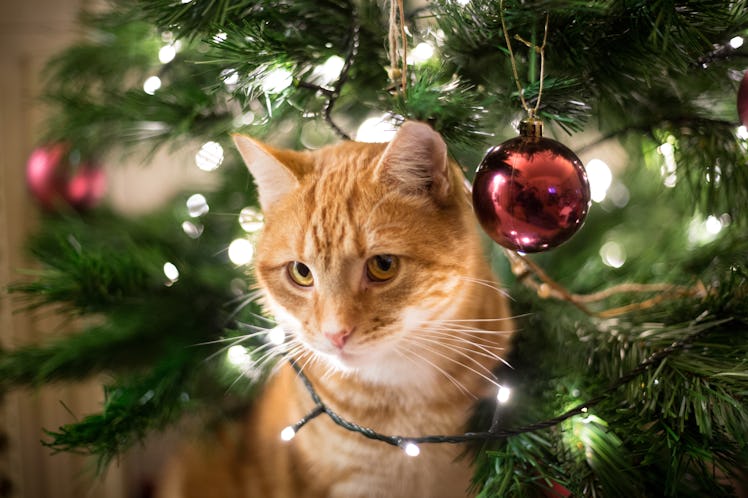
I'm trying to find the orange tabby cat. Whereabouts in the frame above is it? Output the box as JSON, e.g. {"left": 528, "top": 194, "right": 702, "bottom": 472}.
{"left": 157, "top": 121, "right": 513, "bottom": 498}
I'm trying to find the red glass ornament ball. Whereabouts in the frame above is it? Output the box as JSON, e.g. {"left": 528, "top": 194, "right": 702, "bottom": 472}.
{"left": 26, "top": 143, "right": 106, "bottom": 211}
{"left": 472, "top": 131, "right": 590, "bottom": 253}
{"left": 739, "top": 70, "right": 748, "bottom": 128}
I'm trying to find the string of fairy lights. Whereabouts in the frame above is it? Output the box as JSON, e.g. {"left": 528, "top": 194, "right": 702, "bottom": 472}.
{"left": 271, "top": 320, "right": 716, "bottom": 457}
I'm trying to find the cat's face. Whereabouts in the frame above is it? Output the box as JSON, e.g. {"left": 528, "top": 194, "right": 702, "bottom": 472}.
{"left": 235, "top": 123, "right": 486, "bottom": 383}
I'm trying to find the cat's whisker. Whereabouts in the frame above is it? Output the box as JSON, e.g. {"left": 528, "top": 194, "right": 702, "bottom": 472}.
{"left": 235, "top": 321, "right": 275, "bottom": 332}
{"left": 419, "top": 323, "right": 516, "bottom": 336}
{"left": 414, "top": 327, "right": 504, "bottom": 351}
{"left": 400, "top": 336, "right": 500, "bottom": 389}
{"left": 406, "top": 333, "right": 505, "bottom": 379}
{"left": 293, "top": 348, "right": 322, "bottom": 380}
{"left": 410, "top": 330, "right": 506, "bottom": 363}
{"left": 246, "top": 311, "right": 279, "bottom": 326}
{"left": 457, "top": 276, "right": 513, "bottom": 300}
{"left": 418, "top": 329, "right": 514, "bottom": 369}
{"left": 225, "top": 289, "right": 264, "bottom": 308}
{"left": 394, "top": 344, "right": 475, "bottom": 399}
{"left": 224, "top": 291, "right": 266, "bottom": 324}
{"left": 253, "top": 343, "right": 290, "bottom": 370}
{"left": 203, "top": 333, "right": 272, "bottom": 362}
{"left": 191, "top": 330, "right": 267, "bottom": 348}
{"left": 425, "top": 313, "right": 529, "bottom": 324}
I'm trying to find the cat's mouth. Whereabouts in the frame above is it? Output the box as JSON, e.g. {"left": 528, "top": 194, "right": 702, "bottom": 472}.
{"left": 310, "top": 339, "right": 386, "bottom": 372}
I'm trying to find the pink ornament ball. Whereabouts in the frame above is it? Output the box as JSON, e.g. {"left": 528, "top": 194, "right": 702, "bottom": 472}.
{"left": 26, "top": 143, "right": 106, "bottom": 211}
{"left": 472, "top": 127, "right": 590, "bottom": 253}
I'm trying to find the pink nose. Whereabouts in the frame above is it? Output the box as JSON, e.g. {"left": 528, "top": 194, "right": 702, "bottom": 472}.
{"left": 324, "top": 329, "right": 352, "bottom": 349}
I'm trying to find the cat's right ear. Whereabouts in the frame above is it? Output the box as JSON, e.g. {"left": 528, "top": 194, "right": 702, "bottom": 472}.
{"left": 232, "top": 134, "right": 299, "bottom": 211}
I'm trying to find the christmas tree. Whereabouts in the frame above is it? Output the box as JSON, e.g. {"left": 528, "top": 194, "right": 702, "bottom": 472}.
{"left": 3, "top": 0, "right": 748, "bottom": 495}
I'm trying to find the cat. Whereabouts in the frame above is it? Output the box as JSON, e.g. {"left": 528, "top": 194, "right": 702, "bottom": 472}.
{"left": 157, "top": 121, "right": 514, "bottom": 498}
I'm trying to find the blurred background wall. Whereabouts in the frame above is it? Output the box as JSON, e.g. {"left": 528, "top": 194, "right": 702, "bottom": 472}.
{"left": 0, "top": 1, "right": 206, "bottom": 496}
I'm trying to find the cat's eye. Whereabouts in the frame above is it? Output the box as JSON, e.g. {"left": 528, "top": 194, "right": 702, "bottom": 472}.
{"left": 287, "top": 261, "right": 314, "bottom": 287}
{"left": 366, "top": 255, "right": 399, "bottom": 282}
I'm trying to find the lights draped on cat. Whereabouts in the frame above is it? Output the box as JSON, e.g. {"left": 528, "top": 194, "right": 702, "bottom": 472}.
{"left": 158, "top": 121, "right": 514, "bottom": 498}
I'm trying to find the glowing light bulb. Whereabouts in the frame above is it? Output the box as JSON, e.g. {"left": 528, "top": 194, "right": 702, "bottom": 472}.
{"left": 658, "top": 139, "right": 677, "bottom": 188}
{"left": 221, "top": 68, "right": 239, "bottom": 86}
{"left": 239, "top": 207, "right": 264, "bottom": 232}
{"left": 600, "top": 241, "right": 626, "bottom": 268}
{"left": 213, "top": 32, "right": 227, "bottom": 43}
{"left": 403, "top": 442, "right": 420, "bottom": 457}
{"left": 195, "top": 141, "right": 224, "bottom": 171}
{"left": 280, "top": 426, "right": 296, "bottom": 441}
{"left": 705, "top": 215, "right": 723, "bottom": 235}
{"left": 163, "top": 262, "right": 179, "bottom": 282}
{"left": 267, "top": 326, "right": 286, "bottom": 346}
{"left": 227, "top": 345, "right": 250, "bottom": 366}
{"left": 228, "top": 238, "right": 254, "bottom": 265}
{"left": 313, "top": 55, "right": 345, "bottom": 84}
{"left": 409, "top": 42, "right": 435, "bottom": 65}
{"left": 143, "top": 76, "right": 162, "bottom": 95}
{"left": 496, "top": 386, "right": 511, "bottom": 404}
{"left": 730, "top": 36, "right": 744, "bottom": 49}
{"left": 159, "top": 44, "right": 177, "bottom": 64}
{"left": 262, "top": 67, "right": 293, "bottom": 94}
{"left": 181, "top": 221, "right": 204, "bottom": 239}
{"left": 186, "top": 193, "right": 209, "bottom": 217}
{"left": 737, "top": 126, "right": 748, "bottom": 140}
{"left": 585, "top": 159, "right": 613, "bottom": 203}
{"left": 355, "top": 115, "right": 397, "bottom": 143}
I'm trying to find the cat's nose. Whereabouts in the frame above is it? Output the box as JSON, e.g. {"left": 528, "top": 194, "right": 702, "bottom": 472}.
{"left": 324, "top": 329, "right": 352, "bottom": 349}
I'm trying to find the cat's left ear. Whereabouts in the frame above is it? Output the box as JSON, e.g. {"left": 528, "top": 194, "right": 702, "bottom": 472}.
{"left": 375, "top": 121, "right": 451, "bottom": 204}
{"left": 232, "top": 134, "right": 304, "bottom": 211}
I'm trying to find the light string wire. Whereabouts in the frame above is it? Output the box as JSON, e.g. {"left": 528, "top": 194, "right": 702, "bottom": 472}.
{"left": 284, "top": 319, "right": 721, "bottom": 449}
{"left": 499, "top": 0, "right": 549, "bottom": 117}
{"left": 296, "top": 6, "right": 360, "bottom": 140}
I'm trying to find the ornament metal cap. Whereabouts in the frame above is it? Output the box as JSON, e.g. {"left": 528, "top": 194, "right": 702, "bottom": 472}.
{"left": 519, "top": 116, "right": 543, "bottom": 138}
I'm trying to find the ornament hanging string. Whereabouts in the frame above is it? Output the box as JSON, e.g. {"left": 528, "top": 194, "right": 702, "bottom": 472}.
{"left": 499, "top": 0, "right": 549, "bottom": 117}
{"left": 387, "top": 0, "right": 408, "bottom": 96}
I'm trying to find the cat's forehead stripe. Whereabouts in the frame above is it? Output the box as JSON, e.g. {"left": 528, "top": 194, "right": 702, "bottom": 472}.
{"left": 302, "top": 153, "right": 371, "bottom": 262}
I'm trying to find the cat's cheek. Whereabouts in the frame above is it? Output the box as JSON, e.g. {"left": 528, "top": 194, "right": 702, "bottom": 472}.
{"left": 260, "top": 292, "right": 304, "bottom": 333}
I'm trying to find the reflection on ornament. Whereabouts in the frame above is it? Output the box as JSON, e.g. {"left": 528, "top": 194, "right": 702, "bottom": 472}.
{"left": 472, "top": 118, "right": 590, "bottom": 252}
